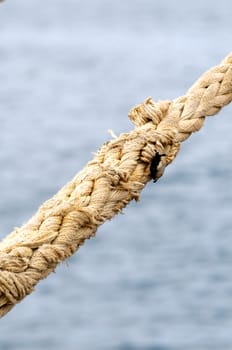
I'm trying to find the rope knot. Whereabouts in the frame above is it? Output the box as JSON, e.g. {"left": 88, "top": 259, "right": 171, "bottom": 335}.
{"left": 128, "top": 97, "right": 171, "bottom": 127}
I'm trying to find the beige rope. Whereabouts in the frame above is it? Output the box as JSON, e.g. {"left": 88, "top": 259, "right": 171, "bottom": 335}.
{"left": 0, "top": 53, "right": 232, "bottom": 318}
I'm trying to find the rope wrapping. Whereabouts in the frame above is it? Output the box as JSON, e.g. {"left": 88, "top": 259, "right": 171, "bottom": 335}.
{"left": 0, "top": 53, "right": 231, "bottom": 318}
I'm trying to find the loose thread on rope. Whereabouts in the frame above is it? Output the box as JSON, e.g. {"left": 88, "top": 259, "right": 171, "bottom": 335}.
{"left": 0, "top": 53, "right": 232, "bottom": 318}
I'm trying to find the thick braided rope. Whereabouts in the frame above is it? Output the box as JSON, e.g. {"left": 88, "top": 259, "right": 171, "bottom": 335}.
{"left": 0, "top": 53, "right": 232, "bottom": 318}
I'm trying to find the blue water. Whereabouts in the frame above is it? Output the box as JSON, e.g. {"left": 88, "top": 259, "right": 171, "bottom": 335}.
{"left": 0, "top": 0, "right": 232, "bottom": 349}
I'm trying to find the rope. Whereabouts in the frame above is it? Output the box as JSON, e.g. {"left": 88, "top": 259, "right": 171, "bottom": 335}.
{"left": 0, "top": 53, "right": 232, "bottom": 318}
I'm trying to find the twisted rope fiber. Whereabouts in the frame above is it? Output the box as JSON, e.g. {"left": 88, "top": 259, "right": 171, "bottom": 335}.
{"left": 0, "top": 53, "right": 232, "bottom": 318}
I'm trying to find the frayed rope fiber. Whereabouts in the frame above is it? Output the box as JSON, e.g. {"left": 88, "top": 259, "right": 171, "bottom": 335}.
{"left": 0, "top": 53, "right": 232, "bottom": 318}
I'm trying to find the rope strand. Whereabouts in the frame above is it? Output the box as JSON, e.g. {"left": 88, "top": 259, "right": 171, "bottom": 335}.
{"left": 0, "top": 52, "right": 231, "bottom": 318}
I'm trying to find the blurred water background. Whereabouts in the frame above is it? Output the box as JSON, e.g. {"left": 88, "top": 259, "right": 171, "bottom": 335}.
{"left": 0, "top": 1, "right": 232, "bottom": 349}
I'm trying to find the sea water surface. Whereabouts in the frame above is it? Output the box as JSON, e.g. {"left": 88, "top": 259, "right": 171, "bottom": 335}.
{"left": 0, "top": 1, "right": 232, "bottom": 349}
